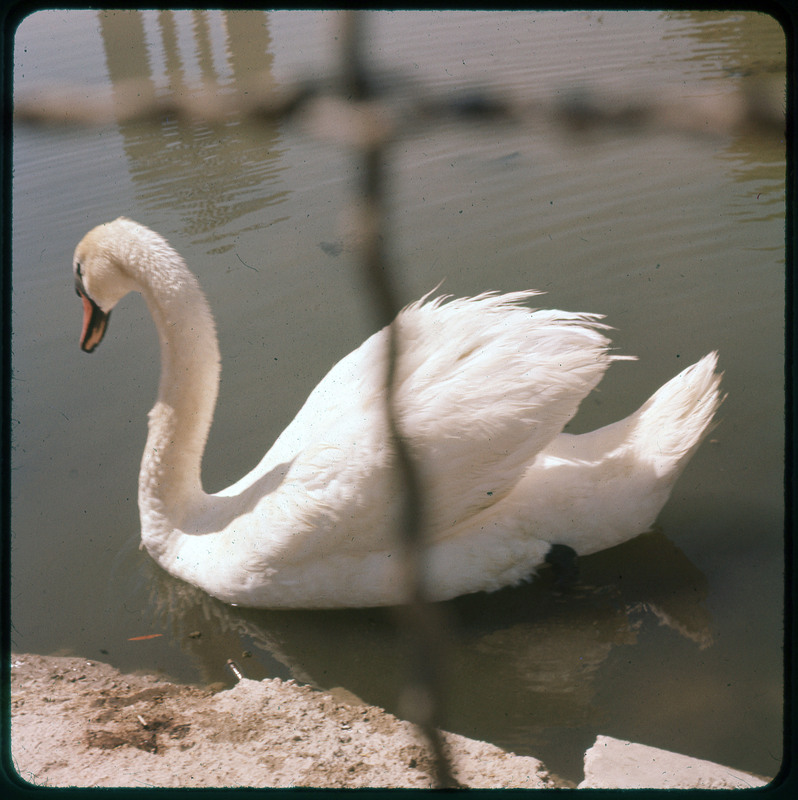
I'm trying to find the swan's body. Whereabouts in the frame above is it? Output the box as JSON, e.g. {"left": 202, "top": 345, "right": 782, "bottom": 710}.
{"left": 74, "top": 218, "right": 722, "bottom": 608}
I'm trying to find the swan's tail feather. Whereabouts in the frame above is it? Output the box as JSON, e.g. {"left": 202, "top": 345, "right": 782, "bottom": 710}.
{"left": 631, "top": 351, "right": 724, "bottom": 479}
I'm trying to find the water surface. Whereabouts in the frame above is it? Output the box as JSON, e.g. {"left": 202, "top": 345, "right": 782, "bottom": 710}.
{"left": 12, "top": 9, "right": 784, "bottom": 782}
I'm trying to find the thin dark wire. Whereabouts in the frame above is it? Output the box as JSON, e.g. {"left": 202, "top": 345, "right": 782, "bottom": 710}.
{"left": 14, "top": 73, "right": 784, "bottom": 142}
{"left": 340, "top": 11, "right": 458, "bottom": 790}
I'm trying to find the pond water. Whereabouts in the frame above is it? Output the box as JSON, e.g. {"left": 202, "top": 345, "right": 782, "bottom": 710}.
{"left": 11, "top": 9, "right": 784, "bottom": 783}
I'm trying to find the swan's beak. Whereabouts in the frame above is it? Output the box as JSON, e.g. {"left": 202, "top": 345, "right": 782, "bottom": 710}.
{"left": 76, "top": 287, "right": 111, "bottom": 353}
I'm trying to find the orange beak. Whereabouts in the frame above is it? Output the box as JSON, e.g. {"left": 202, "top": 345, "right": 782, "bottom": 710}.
{"left": 77, "top": 288, "right": 110, "bottom": 353}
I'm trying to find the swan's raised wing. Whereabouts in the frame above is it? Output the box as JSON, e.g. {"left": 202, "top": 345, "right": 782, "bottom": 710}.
{"left": 228, "top": 293, "right": 620, "bottom": 564}
{"left": 393, "top": 293, "right": 620, "bottom": 535}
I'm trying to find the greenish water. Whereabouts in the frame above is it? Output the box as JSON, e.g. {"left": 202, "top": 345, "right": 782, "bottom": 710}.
{"left": 11, "top": 10, "right": 784, "bottom": 782}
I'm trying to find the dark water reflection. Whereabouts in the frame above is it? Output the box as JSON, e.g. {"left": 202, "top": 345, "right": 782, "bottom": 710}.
{"left": 128, "top": 530, "right": 710, "bottom": 780}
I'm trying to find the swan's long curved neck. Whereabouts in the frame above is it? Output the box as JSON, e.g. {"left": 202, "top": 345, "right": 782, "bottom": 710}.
{"left": 131, "top": 237, "right": 221, "bottom": 541}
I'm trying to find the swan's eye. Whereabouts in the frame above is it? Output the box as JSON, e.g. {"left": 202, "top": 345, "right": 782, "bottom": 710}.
{"left": 75, "top": 262, "right": 85, "bottom": 296}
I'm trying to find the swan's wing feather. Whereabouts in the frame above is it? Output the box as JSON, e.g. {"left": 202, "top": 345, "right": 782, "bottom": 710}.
{"left": 240, "top": 293, "right": 619, "bottom": 563}
{"left": 394, "top": 294, "right": 618, "bottom": 530}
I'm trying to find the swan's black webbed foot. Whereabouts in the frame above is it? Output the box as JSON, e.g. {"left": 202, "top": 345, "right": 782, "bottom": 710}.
{"left": 545, "top": 543, "right": 579, "bottom": 588}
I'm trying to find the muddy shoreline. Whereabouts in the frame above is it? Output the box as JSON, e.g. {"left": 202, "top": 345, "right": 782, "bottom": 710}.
{"left": 9, "top": 653, "right": 771, "bottom": 790}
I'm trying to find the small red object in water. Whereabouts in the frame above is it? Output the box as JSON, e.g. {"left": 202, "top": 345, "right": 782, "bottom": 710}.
{"left": 127, "top": 634, "right": 164, "bottom": 641}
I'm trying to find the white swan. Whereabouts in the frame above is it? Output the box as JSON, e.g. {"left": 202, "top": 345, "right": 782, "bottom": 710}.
{"left": 74, "top": 218, "right": 723, "bottom": 609}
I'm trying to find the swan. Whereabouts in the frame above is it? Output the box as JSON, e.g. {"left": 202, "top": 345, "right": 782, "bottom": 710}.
{"left": 73, "top": 217, "right": 723, "bottom": 609}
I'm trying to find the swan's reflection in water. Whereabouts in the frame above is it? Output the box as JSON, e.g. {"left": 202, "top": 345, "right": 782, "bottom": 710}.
{"left": 139, "top": 529, "right": 711, "bottom": 780}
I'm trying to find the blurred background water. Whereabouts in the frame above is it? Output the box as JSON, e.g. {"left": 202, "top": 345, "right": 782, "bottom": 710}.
{"left": 11, "top": 9, "right": 784, "bottom": 782}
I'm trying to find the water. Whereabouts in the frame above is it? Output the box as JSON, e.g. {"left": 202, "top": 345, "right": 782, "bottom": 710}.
{"left": 11, "top": 10, "right": 784, "bottom": 783}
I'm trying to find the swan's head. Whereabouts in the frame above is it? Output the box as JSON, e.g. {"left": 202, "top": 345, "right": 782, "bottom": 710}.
{"left": 73, "top": 217, "right": 144, "bottom": 352}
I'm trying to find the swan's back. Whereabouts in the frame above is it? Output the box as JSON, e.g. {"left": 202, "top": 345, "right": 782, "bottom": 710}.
{"left": 231, "top": 292, "right": 623, "bottom": 564}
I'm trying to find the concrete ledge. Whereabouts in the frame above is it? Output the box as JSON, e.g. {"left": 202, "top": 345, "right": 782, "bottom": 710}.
{"left": 579, "top": 735, "right": 770, "bottom": 789}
